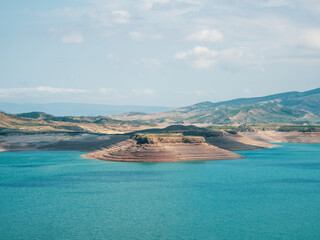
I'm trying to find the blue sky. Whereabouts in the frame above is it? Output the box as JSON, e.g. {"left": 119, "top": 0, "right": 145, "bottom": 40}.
{"left": 0, "top": 0, "right": 319, "bottom": 107}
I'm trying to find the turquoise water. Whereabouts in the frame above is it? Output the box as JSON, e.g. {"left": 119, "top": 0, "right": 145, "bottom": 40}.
{"left": 0, "top": 143, "right": 320, "bottom": 240}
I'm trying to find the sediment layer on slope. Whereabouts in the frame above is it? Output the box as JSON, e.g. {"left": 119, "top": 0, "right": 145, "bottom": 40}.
{"left": 205, "top": 133, "right": 277, "bottom": 151}
{"left": 83, "top": 138, "right": 245, "bottom": 163}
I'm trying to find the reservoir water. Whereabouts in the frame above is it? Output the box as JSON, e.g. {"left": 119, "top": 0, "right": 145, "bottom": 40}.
{"left": 0, "top": 143, "right": 320, "bottom": 240}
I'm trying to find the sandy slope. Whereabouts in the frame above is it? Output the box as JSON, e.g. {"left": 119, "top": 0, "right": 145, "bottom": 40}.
{"left": 205, "top": 133, "right": 277, "bottom": 151}
{"left": 240, "top": 131, "right": 320, "bottom": 143}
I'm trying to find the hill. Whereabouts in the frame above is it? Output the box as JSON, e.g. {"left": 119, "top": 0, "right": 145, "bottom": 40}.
{"left": 0, "top": 111, "right": 156, "bottom": 135}
{"left": 111, "top": 88, "right": 320, "bottom": 125}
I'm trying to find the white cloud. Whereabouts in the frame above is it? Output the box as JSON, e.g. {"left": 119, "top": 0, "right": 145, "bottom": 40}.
{"left": 134, "top": 58, "right": 161, "bottom": 68}
{"left": 99, "top": 88, "right": 118, "bottom": 94}
{"left": 173, "top": 52, "right": 188, "bottom": 59}
{"left": 132, "top": 89, "right": 155, "bottom": 96}
{"left": 0, "top": 86, "right": 158, "bottom": 104}
{"left": 301, "top": 29, "right": 320, "bottom": 49}
{"left": 185, "top": 29, "right": 224, "bottom": 42}
{"left": 174, "top": 46, "right": 263, "bottom": 70}
{"left": 142, "top": 0, "right": 171, "bottom": 10}
{"left": 174, "top": 46, "right": 218, "bottom": 58}
{"left": 174, "top": 46, "right": 218, "bottom": 69}
{"left": 192, "top": 58, "right": 216, "bottom": 69}
{"left": 53, "top": 7, "right": 131, "bottom": 28}
{"left": 129, "top": 31, "right": 163, "bottom": 40}
{"left": 193, "top": 90, "right": 207, "bottom": 96}
{"left": 107, "top": 54, "right": 115, "bottom": 59}
{"left": 35, "top": 86, "right": 87, "bottom": 93}
{"left": 256, "top": 0, "right": 291, "bottom": 7}
{"left": 0, "top": 86, "right": 157, "bottom": 100}
{"left": 218, "top": 47, "right": 264, "bottom": 70}
{"left": 297, "top": 0, "right": 320, "bottom": 14}
{"left": 276, "top": 57, "right": 320, "bottom": 64}
{"left": 141, "top": 0, "right": 201, "bottom": 10}
{"left": 23, "top": 0, "right": 320, "bottom": 80}
{"left": 243, "top": 88, "right": 252, "bottom": 94}
{"left": 61, "top": 33, "right": 84, "bottom": 44}
{"left": 0, "top": 87, "right": 88, "bottom": 96}
{"left": 111, "top": 10, "right": 130, "bottom": 24}
{"left": 219, "top": 48, "right": 247, "bottom": 64}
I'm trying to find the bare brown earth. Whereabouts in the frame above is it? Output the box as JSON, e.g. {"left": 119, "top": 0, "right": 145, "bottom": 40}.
{"left": 205, "top": 133, "right": 277, "bottom": 151}
{"left": 0, "top": 112, "right": 158, "bottom": 135}
{"left": 83, "top": 136, "right": 245, "bottom": 162}
{"left": 239, "top": 131, "right": 320, "bottom": 143}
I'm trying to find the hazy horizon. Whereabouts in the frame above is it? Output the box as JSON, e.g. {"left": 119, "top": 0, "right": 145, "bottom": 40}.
{"left": 0, "top": 87, "right": 318, "bottom": 108}
{"left": 1, "top": 0, "right": 320, "bottom": 106}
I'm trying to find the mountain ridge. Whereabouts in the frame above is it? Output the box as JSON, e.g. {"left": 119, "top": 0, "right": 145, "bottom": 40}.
{"left": 111, "top": 88, "right": 320, "bottom": 125}
{"left": 181, "top": 88, "right": 320, "bottom": 110}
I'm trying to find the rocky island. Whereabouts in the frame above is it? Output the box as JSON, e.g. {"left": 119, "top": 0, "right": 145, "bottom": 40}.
{"left": 83, "top": 134, "right": 245, "bottom": 162}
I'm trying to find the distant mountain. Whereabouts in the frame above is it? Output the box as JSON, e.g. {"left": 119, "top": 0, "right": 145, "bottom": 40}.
{"left": 111, "top": 88, "right": 320, "bottom": 125}
{"left": 0, "top": 111, "right": 156, "bottom": 135}
{"left": 180, "top": 88, "right": 320, "bottom": 113}
{"left": 0, "top": 103, "right": 172, "bottom": 116}
{"left": 2, "top": 88, "right": 319, "bottom": 127}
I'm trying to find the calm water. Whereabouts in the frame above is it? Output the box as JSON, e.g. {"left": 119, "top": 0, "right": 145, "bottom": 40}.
{"left": 0, "top": 143, "right": 320, "bottom": 240}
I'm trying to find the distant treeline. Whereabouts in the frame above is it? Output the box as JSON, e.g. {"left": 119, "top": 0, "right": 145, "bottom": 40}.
{"left": 208, "top": 125, "right": 254, "bottom": 133}
{"left": 130, "top": 125, "right": 223, "bottom": 137}
{"left": 277, "top": 126, "right": 320, "bottom": 132}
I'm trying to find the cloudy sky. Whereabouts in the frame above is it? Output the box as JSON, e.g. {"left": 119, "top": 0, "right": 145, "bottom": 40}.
{"left": 0, "top": 0, "right": 319, "bottom": 107}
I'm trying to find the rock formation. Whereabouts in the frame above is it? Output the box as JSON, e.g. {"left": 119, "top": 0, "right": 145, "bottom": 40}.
{"left": 83, "top": 134, "right": 245, "bottom": 162}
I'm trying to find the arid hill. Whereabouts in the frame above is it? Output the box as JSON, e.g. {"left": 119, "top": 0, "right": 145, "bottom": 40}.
{"left": 240, "top": 131, "right": 320, "bottom": 143}
{"left": 110, "top": 88, "right": 320, "bottom": 125}
{"left": 0, "top": 111, "right": 155, "bottom": 135}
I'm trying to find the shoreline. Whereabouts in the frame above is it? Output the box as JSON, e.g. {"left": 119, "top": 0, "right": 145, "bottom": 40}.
{"left": 82, "top": 138, "right": 246, "bottom": 163}
{"left": 0, "top": 131, "right": 319, "bottom": 162}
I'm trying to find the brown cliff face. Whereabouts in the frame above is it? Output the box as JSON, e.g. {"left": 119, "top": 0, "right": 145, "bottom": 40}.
{"left": 83, "top": 135, "right": 245, "bottom": 162}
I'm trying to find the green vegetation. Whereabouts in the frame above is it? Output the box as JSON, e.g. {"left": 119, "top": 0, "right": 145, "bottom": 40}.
{"left": 131, "top": 125, "right": 223, "bottom": 137}
{"left": 1, "top": 89, "right": 319, "bottom": 134}
{"left": 0, "top": 111, "right": 155, "bottom": 135}
{"left": 132, "top": 133, "right": 205, "bottom": 144}
{"left": 208, "top": 125, "right": 253, "bottom": 132}
{"left": 131, "top": 88, "right": 320, "bottom": 125}
{"left": 277, "top": 125, "right": 320, "bottom": 132}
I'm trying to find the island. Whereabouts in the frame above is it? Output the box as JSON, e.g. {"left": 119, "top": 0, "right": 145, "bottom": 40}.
{"left": 83, "top": 134, "right": 245, "bottom": 162}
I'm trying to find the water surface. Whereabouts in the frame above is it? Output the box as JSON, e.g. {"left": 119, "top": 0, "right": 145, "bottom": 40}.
{"left": 0, "top": 143, "right": 320, "bottom": 240}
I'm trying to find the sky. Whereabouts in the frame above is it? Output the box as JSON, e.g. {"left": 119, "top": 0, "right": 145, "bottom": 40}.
{"left": 0, "top": 0, "right": 319, "bottom": 107}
